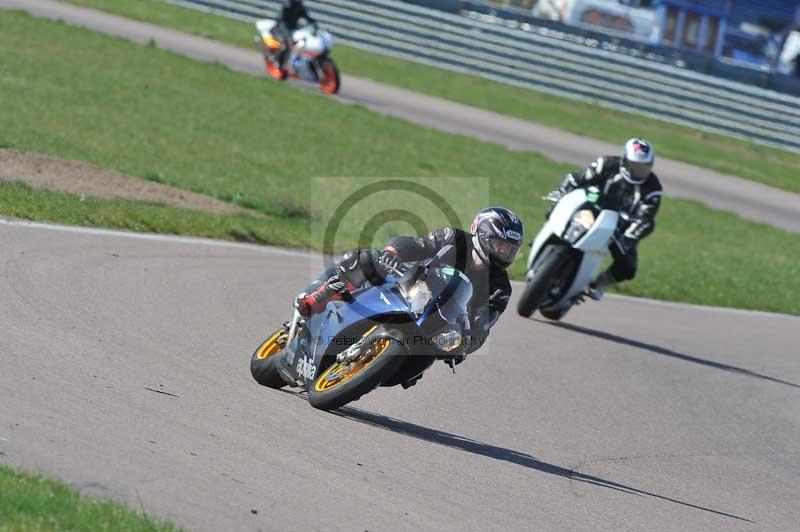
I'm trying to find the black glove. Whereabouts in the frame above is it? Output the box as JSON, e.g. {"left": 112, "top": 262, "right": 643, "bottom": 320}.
{"left": 545, "top": 190, "right": 563, "bottom": 203}
{"left": 378, "top": 249, "right": 400, "bottom": 273}
{"left": 487, "top": 289, "right": 508, "bottom": 312}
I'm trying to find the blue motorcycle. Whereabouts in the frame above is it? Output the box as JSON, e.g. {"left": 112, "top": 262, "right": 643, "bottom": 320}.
{"left": 250, "top": 246, "right": 472, "bottom": 411}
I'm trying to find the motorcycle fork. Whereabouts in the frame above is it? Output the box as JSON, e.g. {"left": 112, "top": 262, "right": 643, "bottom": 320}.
{"left": 311, "top": 55, "right": 328, "bottom": 80}
{"left": 286, "top": 309, "right": 302, "bottom": 344}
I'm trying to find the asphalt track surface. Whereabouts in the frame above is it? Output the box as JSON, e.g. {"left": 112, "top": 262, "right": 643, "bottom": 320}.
{"left": 3, "top": 0, "right": 800, "bottom": 234}
{"left": 1, "top": 219, "right": 799, "bottom": 532}
{"left": 1, "top": 4, "right": 800, "bottom": 531}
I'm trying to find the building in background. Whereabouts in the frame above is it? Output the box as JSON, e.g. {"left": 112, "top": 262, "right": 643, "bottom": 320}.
{"left": 482, "top": 0, "right": 800, "bottom": 69}
{"left": 777, "top": 5, "right": 800, "bottom": 74}
{"left": 533, "top": 0, "right": 656, "bottom": 38}
{"left": 649, "top": 0, "right": 728, "bottom": 56}
{"left": 648, "top": 0, "right": 799, "bottom": 65}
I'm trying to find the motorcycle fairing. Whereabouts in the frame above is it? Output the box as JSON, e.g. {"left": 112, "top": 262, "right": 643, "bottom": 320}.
{"left": 527, "top": 189, "right": 620, "bottom": 309}
{"left": 560, "top": 209, "right": 618, "bottom": 302}
{"left": 279, "top": 265, "right": 472, "bottom": 385}
{"left": 528, "top": 189, "right": 589, "bottom": 270}
{"left": 280, "top": 282, "right": 413, "bottom": 384}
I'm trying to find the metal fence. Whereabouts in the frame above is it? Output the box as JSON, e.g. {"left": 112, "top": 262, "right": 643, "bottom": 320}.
{"left": 167, "top": 0, "right": 800, "bottom": 153}
{"left": 455, "top": 0, "right": 800, "bottom": 95}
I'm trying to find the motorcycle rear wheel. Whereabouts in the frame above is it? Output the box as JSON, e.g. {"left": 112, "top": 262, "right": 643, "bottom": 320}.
{"left": 308, "top": 334, "right": 406, "bottom": 411}
{"left": 264, "top": 56, "right": 287, "bottom": 81}
{"left": 517, "top": 244, "right": 572, "bottom": 318}
{"left": 250, "top": 328, "right": 289, "bottom": 389}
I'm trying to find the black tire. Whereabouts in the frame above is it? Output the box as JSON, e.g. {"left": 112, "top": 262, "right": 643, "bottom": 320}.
{"left": 250, "top": 330, "right": 289, "bottom": 389}
{"left": 318, "top": 57, "right": 341, "bottom": 94}
{"left": 517, "top": 245, "right": 572, "bottom": 318}
{"left": 540, "top": 307, "right": 570, "bottom": 321}
{"left": 308, "top": 336, "right": 407, "bottom": 411}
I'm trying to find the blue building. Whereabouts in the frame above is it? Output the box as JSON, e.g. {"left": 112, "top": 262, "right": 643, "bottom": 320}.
{"left": 650, "top": 0, "right": 800, "bottom": 58}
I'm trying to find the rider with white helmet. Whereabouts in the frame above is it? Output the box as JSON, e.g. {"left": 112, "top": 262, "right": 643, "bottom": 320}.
{"left": 547, "top": 138, "right": 663, "bottom": 299}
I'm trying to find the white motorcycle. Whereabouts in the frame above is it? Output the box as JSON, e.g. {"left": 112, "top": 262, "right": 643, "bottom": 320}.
{"left": 255, "top": 19, "right": 340, "bottom": 94}
{"left": 517, "top": 186, "right": 627, "bottom": 320}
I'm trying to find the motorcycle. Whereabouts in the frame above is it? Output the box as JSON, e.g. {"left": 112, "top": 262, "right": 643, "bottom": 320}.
{"left": 255, "top": 19, "right": 341, "bottom": 94}
{"left": 517, "top": 186, "right": 628, "bottom": 320}
{"left": 250, "top": 246, "right": 472, "bottom": 411}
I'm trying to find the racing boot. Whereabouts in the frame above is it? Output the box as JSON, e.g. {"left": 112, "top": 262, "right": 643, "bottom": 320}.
{"left": 587, "top": 271, "right": 614, "bottom": 301}
{"left": 295, "top": 276, "right": 347, "bottom": 318}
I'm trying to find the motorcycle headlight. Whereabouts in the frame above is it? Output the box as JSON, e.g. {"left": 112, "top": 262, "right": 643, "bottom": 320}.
{"left": 405, "top": 279, "right": 432, "bottom": 316}
{"left": 432, "top": 329, "right": 462, "bottom": 352}
{"left": 563, "top": 209, "right": 596, "bottom": 244}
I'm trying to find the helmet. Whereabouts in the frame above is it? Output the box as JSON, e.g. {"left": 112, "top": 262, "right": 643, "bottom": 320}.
{"left": 470, "top": 207, "right": 524, "bottom": 269}
{"left": 621, "top": 138, "right": 655, "bottom": 184}
{"left": 284, "top": 0, "right": 302, "bottom": 7}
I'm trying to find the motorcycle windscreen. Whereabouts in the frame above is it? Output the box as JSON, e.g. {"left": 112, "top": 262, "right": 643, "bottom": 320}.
{"left": 425, "top": 267, "right": 473, "bottom": 324}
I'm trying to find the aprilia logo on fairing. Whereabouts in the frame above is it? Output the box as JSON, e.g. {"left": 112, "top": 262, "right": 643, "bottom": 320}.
{"left": 296, "top": 356, "right": 316, "bottom": 380}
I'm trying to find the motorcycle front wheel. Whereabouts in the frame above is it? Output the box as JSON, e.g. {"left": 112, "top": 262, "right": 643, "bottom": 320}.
{"left": 308, "top": 334, "right": 406, "bottom": 411}
{"left": 317, "top": 57, "right": 341, "bottom": 94}
{"left": 517, "top": 244, "right": 572, "bottom": 318}
{"left": 250, "top": 328, "right": 289, "bottom": 389}
{"left": 540, "top": 307, "right": 570, "bottom": 321}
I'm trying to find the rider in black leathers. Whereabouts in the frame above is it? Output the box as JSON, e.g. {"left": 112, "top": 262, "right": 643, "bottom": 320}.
{"left": 274, "top": 0, "right": 316, "bottom": 69}
{"left": 296, "top": 207, "right": 524, "bottom": 357}
{"left": 548, "top": 138, "right": 663, "bottom": 299}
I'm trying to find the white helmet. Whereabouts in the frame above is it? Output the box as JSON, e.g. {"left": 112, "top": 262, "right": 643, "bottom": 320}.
{"left": 621, "top": 138, "right": 655, "bottom": 184}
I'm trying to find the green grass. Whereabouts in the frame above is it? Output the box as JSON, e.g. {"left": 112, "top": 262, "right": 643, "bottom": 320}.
{"left": 1, "top": 11, "right": 799, "bottom": 315}
{"left": 0, "top": 182, "right": 310, "bottom": 246}
{"left": 0, "top": 464, "right": 178, "bottom": 531}
{"left": 63, "top": 0, "right": 800, "bottom": 194}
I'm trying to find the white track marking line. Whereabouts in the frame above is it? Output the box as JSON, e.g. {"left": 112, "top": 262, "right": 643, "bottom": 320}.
{"left": 0, "top": 218, "right": 312, "bottom": 258}
{"left": 2, "top": 217, "right": 796, "bottom": 320}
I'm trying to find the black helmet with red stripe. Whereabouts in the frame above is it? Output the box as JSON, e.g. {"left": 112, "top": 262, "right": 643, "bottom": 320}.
{"left": 471, "top": 207, "right": 524, "bottom": 269}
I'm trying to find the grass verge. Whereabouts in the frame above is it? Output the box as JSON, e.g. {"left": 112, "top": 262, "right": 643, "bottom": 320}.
{"left": 0, "top": 182, "right": 310, "bottom": 247}
{"left": 0, "top": 464, "right": 178, "bottom": 531}
{"left": 62, "top": 0, "right": 800, "bottom": 194}
{"left": 1, "top": 11, "right": 799, "bottom": 315}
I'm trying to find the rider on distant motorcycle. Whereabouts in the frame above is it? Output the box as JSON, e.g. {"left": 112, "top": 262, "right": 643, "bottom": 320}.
{"left": 274, "top": 0, "right": 316, "bottom": 69}
{"left": 296, "top": 207, "right": 525, "bottom": 357}
{"left": 547, "top": 138, "right": 663, "bottom": 300}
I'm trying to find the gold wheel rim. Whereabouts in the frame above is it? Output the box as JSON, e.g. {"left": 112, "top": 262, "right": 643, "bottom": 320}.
{"left": 313, "top": 338, "right": 391, "bottom": 392}
{"left": 256, "top": 330, "right": 286, "bottom": 360}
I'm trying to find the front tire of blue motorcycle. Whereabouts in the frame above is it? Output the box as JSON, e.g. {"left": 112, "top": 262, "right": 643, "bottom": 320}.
{"left": 308, "top": 336, "right": 406, "bottom": 411}
{"left": 250, "top": 329, "right": 289, "bottom": 389}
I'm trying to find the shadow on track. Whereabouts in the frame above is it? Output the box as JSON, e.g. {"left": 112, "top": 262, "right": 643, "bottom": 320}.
{"left": 334, "top": 406, "right": 753, "bottom": 523}
{"left": 538, "top": 319, "right": 800, "bottom": 390}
